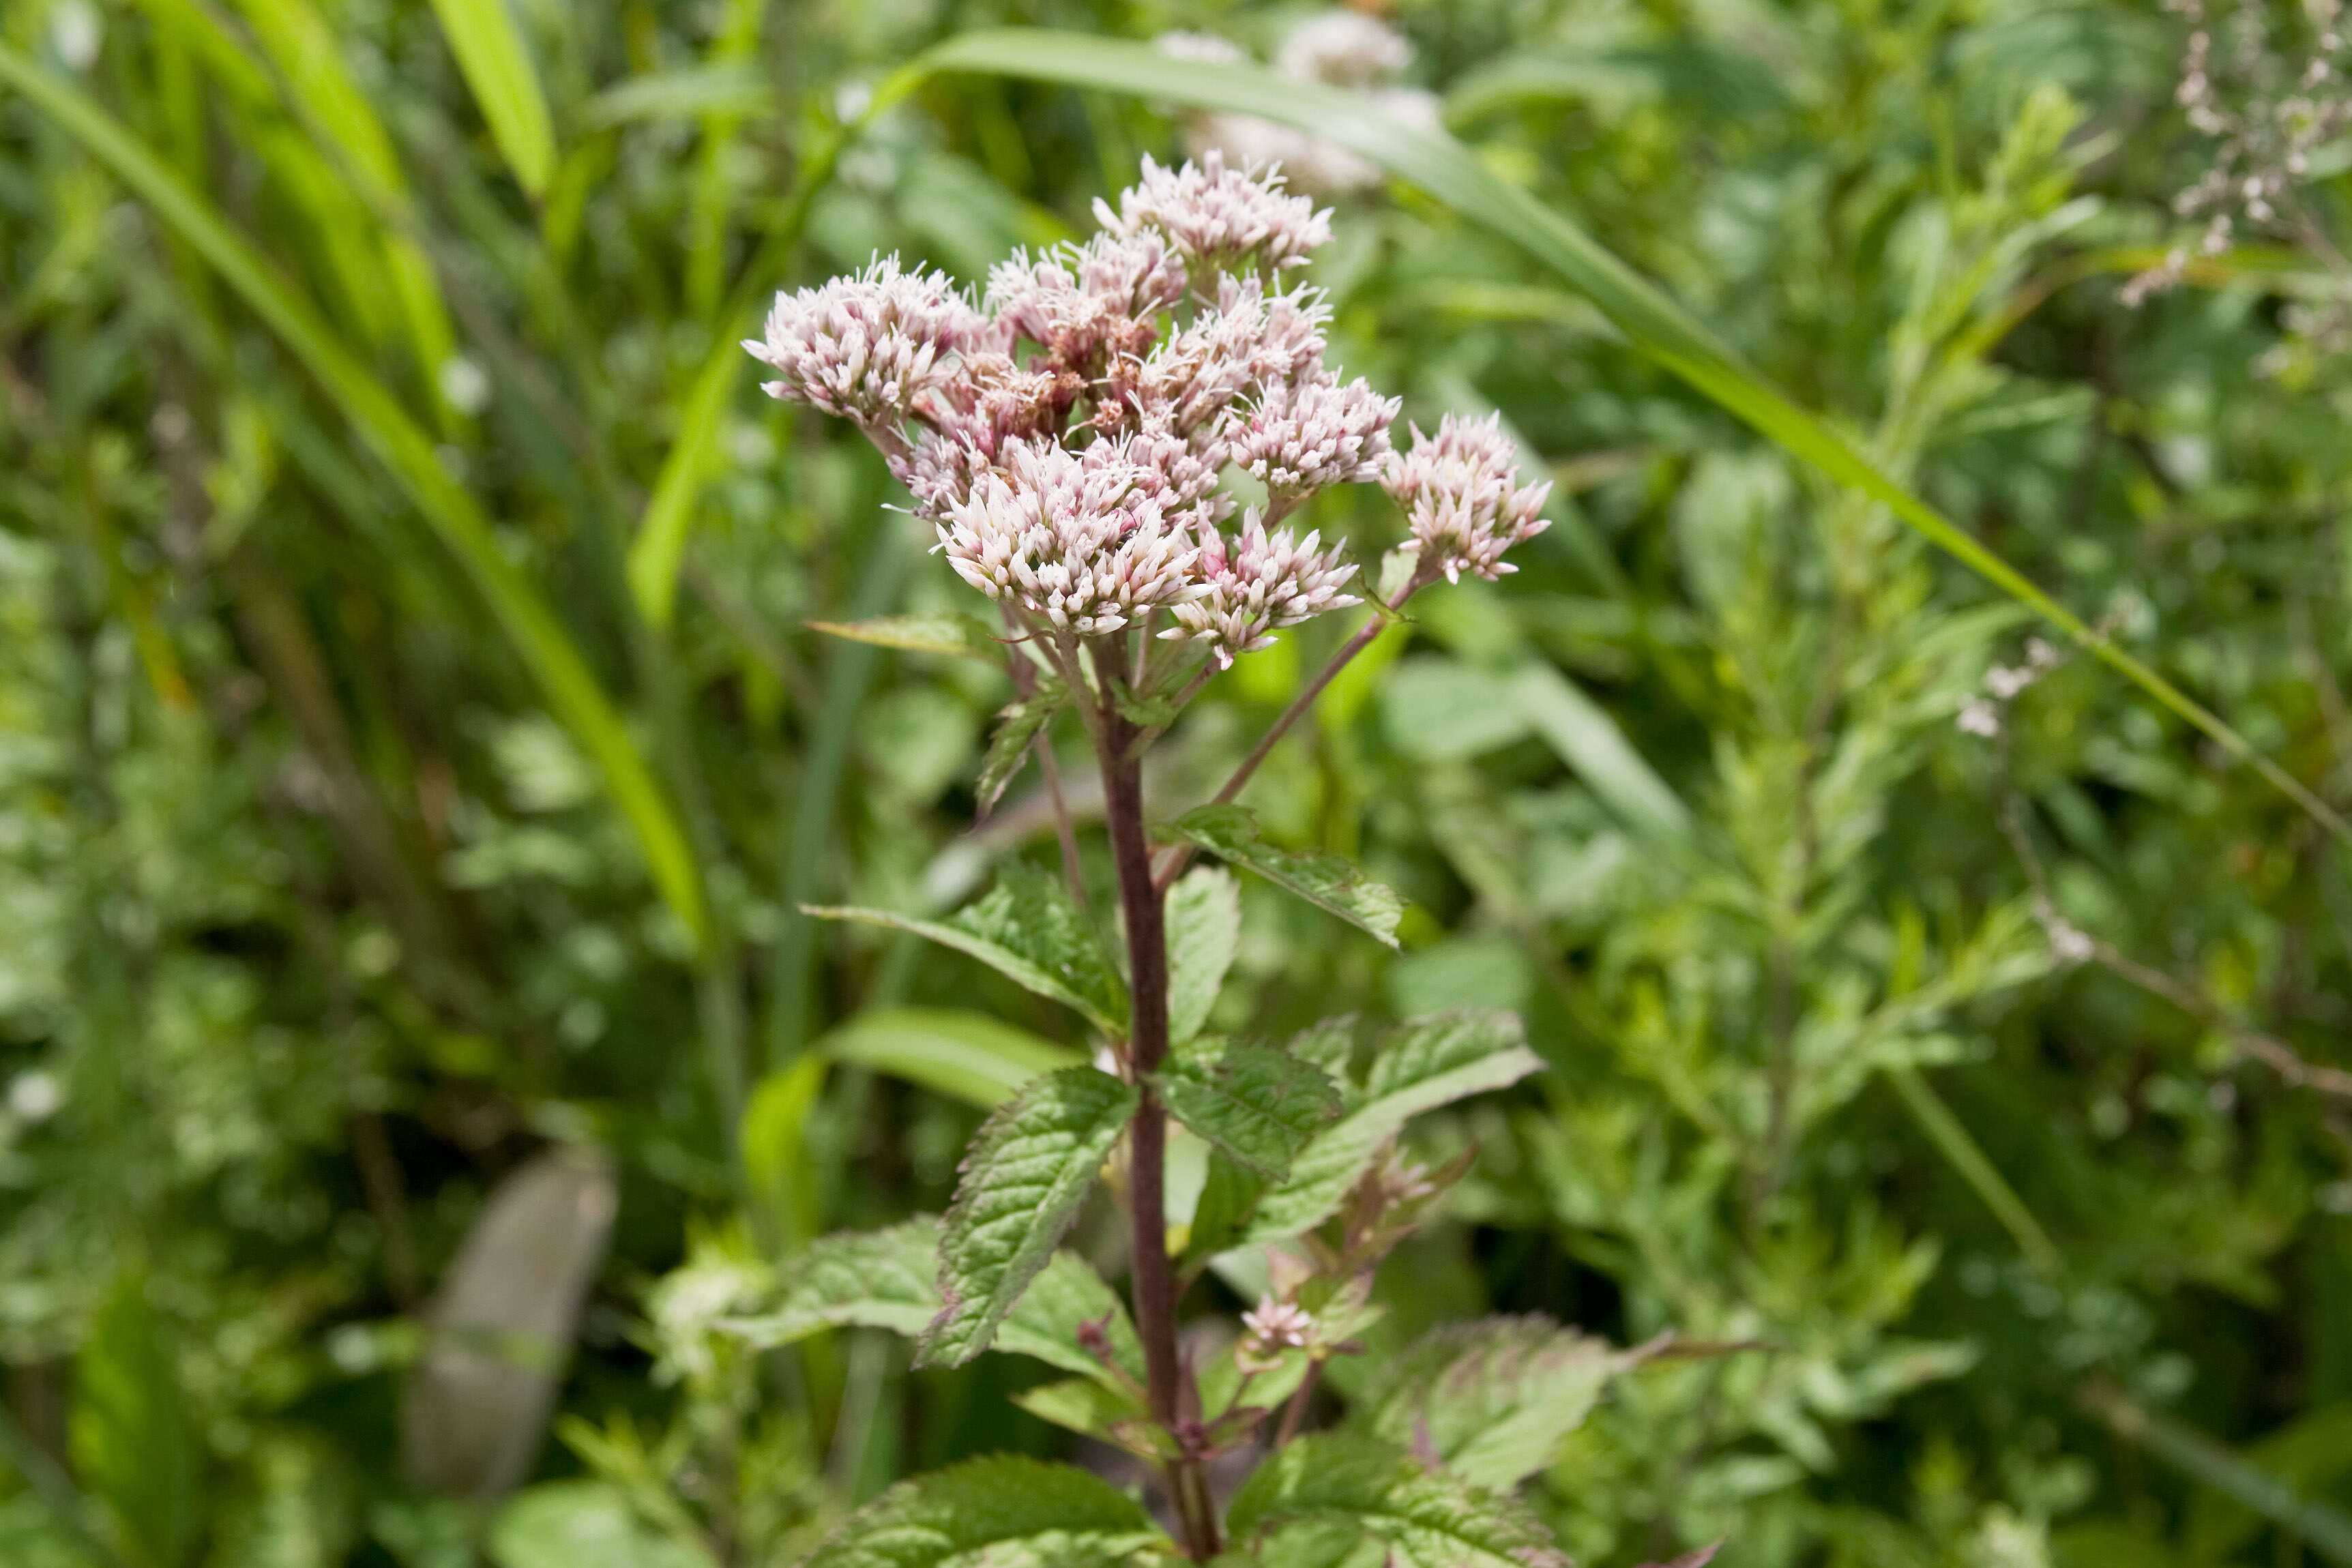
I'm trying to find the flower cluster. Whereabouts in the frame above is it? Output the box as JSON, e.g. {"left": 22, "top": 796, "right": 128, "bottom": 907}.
{"left": 1381, "top": 412, "right": 1554, "bottom": 584}
{"left": 1155, "top": 14, "right": 1441, "bottom": 196}
{"left": 746, "top": 158, "right": 1547, "bottom": 669}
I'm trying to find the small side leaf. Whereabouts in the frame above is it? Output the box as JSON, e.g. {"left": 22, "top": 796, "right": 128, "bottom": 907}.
{"left": 806, "top": 864, "right": 1128, "bottom": 1033}
{"left": 1225, "top": 1433, "right": 1573, "bottom": 1568}
{"left": 804, "top": 1455, "right": 1166, "bottom": 1568}
{"left": 1357, "top": 1316, "right": 1655, "bottom": 1490}
{"left": 977, "top": 685, "right": 1064, "bottom": 815}
{"left": 1010, "top": 1378, "right": 1168, "bottom": 1460}
{"left": 922, "top": 1068, "right": 1139, "bottom": 1367}
{"left": 1156, "top": 1037, "right": 1342, "bottom": 1181}
{"left": 1165, "top": 866, "right": 1241, "bottom": 1045}
{"left": 817, "top": 1006, "right": 1084, "bottom": 1109}
{"left": 1168, "top": 804, "right": 1404, "bottom": 948}
{"left": 726, "top": 1217, "right": 1145, "bottom": 1388}
{"left": 808, "top": 612, "right": 1002, "bottom": 661}
{"left": 1246, "top": 1011, "right": 1542, "bottom": 1242}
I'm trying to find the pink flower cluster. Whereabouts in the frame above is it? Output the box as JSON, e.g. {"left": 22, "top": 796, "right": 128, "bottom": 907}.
{"left": 744, "top": 157, "right": 1550, "bottom": 666}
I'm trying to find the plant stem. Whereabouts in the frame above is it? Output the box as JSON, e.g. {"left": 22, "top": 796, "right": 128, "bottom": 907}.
{"left": 1099, "top": 712, "right": 1220, "bottom": 1560}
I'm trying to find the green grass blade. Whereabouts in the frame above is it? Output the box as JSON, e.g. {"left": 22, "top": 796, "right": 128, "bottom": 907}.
{"left": 0, "top": 46, "right": 710, "bottom": 949}
{"left": 426, "top": 0, "right": 557, "bottom": 196}
{"left": 626, "top": 61, "right": 927, "bottom": 629}
{"left": 915, "top": 29, "right": 2348, "bottom": 846}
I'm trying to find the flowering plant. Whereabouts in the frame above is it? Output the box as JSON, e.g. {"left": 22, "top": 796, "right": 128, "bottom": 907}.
{"left": 731, "top": 156, "right": 1681, "bottom": 1567}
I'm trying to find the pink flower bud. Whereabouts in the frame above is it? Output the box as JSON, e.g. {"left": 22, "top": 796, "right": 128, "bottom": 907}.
{"left": 1379, "top": 412, "right": 1553, "bottom": 584}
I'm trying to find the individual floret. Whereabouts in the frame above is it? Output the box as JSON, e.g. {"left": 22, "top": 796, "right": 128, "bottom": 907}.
{"left": 1094, "top": 151, "right": 1334, "bottom": 272}
{"left": 933, "top": 437, "right": 1203, "bottom": 638}
{"left": 1232, "top": 375, "right": 1398, "bottom": 502}
{"left": 744, "top": 256, "right": 990, "bottom": 432}
{"left": 1164, "top": 510, "right": 1360, "bottom": 667}
{"left": 1379, "top": 411, "right": 1553, "bottom": 583}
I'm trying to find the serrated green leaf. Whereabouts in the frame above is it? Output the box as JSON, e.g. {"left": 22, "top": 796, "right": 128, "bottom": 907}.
{"left": 1168, "top": 805, "right": 1404, "bottom": 949}
{"left": 425, "top": 0, "right": 557, "bottom": 196}
{"left": 1245, "top": 1012, "right": 1542, "bottom": 1243}
{"left": 1156, "top": 1038, "right": 1342, "bottom": 1181}
{"left": 1180, "top": 1149, "right": 1269, "bottom": 1271}
{"left": 922, "top": 1068, "right": 1139, "bottom": 1367}
{"left": 808, "top": 612, "right": 1005, "bottom": 661}
{"left": 818, "top": 1007, "right": 1085, "bottom": 1110}
{"left": 71, "top": 1278, "right": 198, "bottom": 1568}
{"left": 1359, "top": 1316, "right": 1648, "bottom": 1490}
{"left": 1226, "top": 1434, "right": 1572, "bottom": 1568}
{"left": 807, "top": 864, "right": 1128, "bottom": 1033}
{"left": 806, "top": 1455, "right": 1165, "bottom": 1568}
{"left": 977, "top": 687, "right": 1064, "bottom": 815}
{"left": 726, "top": 1217, "right": 1144, "bottom": 1387}
{"left": 1166, "top": 867, "right": 1240, "bottom": 1046}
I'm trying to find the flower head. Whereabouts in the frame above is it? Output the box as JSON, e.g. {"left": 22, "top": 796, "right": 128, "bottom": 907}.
{"left": 1164, "top": 510, "right": 1361, "bottom": 667}
{"left": 1095, "top": 151, "right": 1334, "bottom": 272}
{"left": 932, "top": 437, "right": 1203, "bottom": 637}
{"left": 745, "top": 256, "right": 989, "bottom": 430}
{"left": 1380, "top": 412, "right": 1553, "bottom": 583}
{"left": 1276, "top": 11, "right": 1413, "bottom": 87}
{"left": 988, "top": 232, "right": 1188, "bottom": 368}
{"left": 1241, "top": 1297, "right": 1315, "bottom": 1352}
{"left": 1232, "top": 374, "right": 1398, "bottom": 501}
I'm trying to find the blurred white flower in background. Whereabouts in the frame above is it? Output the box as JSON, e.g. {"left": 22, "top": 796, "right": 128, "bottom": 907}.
{"left": 1154, "top": 12, "right": 1441, "bottom": 196}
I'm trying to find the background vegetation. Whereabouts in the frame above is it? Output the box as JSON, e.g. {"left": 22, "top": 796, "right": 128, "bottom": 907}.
{"left": 5, "top": 0, "right": 2352, "bottom": 1563}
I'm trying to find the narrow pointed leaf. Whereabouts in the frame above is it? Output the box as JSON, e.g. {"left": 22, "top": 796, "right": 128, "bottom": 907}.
{"left": 804, "top": 1455, "right": 1164, "bottom": 1568}
{"left": 727, "top": 1217, "right": 1144, "bottom": 1387}
{"left": 1165, "top": 866, "right": 1240, "bottom": 1045}
{"left": 922, "top": 1067, "right": 1138, "bottom": 1367}
{"left": 1226, "top": 1434, "right": 1572, "bottom": 1568}
{"left": 818, "top": 1007, "right": 1083, "bottom": 1109}
{"left": 915, "top": 27, "right": 2349, "bottom": 846}
{"left": 1168, "top": 804, "right": 1404, "bottom": 949}
{"left": 426, "top": 0, "right": 557, "bottom": 196}
{"left": 807, "top": 612, "right": 1004, "bottom": 661}
{"left": 1512, "top": 664, "right": 1691, "bottom": 842}
{"left": 977, "top": 686, "right": 1063, "bottom": 815}
{"left": 806, "top": 864, "right": 1127, "bottom": 1033}
{"left": 1156, "top": 1037, "right": 1341, "bottom": 1181}
{"left": 1358, "top": 1316, "right": 1658, "bottom": 1490}
{"left": 0, "top": 48, "right": 711, "bottom": 949}
{"left": 1246, "top": 1011, "right": 1542, "bottom": 1242}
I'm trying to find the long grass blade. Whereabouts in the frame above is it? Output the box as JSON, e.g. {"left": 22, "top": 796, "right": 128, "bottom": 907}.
{"left": 913, "top": 29, "right": 2349, "bottom": 846}
{"left": 0, "top": 46, "right": 710, "bottom": 949}
{"left": 2080, "top": 1380, "right": 2352, "bottom": 1565}
{"left": 425, "top": 0, "right": 557, "bottom": 197}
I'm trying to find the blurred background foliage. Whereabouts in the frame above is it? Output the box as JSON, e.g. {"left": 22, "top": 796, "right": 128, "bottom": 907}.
{"left": 4, "top": 0, "right": 2352, "bottom": 1563}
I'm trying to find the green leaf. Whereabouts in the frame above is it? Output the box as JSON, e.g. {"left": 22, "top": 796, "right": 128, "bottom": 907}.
{"left": 727, "top": 1217, "right": 1145, "bottom": 1388}
{"left": 818, "top": 1006, "right": 1085, "bottom": 1110}
{"left": 1009, "top": 1378, "right": 1162, "bottom": 1457}
{"left": 1156, "top": 1037, "right": 1342, "bottom": 1181}
{"left": 1510, "top": 665, "right": 1692, "bottom": 842}
{"left": 1357, "top": 1317, "right": 1648, "bottom": 1490}
{"left": 807, "top": 864, "right": 1128, "bottom": 1033}
{"left": 581, "top": 63, "right": 775, "bottom": 128}
{"left": 426, "top": 0, "right": 557, "bottom": 196}
{"left": 977, "top": 686, "right": 1064, "bottom": 815}
{"left": 1165, "top": 866, "right": 1240, "bottom": 1046}
{"left": 741, "top": 1054, "right": 826, "bottom": 1252}
{"left": 0, "top": 50, "right": 711, "bottom": 950}
{"left": 1226, "top": 1434, "right": 1572, "bottom": 1568}
{"left": 1180, "top": 1149, "right": 1268, "bottom": 1269}
{"left": 1246, "top": 1011, "right": 1542, "bottom": 1243}
{"left": 1168, "top": 805, "right": 1404, "bottom": 949}
{"left": 71, "top": 1278, "right": 198, "bottom": 1568}
{"left": 490, "top": 1481, "right": 717, "bottom": 1568}
{"left": 804, "top": 1455, "right": 1164, "bottom": 1568}
{"left": 913, "top": 28, "right": 2349, "bottom": 846}
{"left": 807, "top": 612, "right": 1005, "bottom": 662}
{"left": 923, "top": 1066, "right": 1139, "bottom": 1367}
